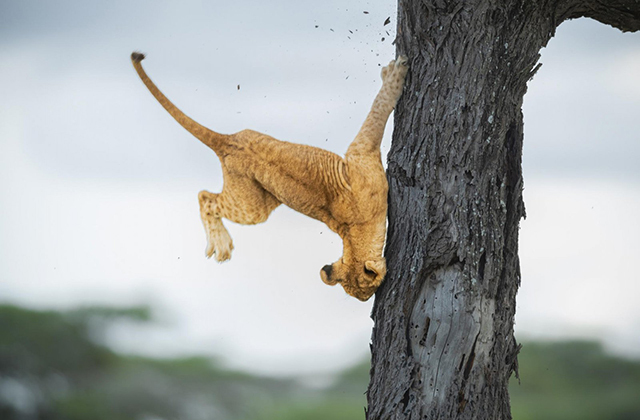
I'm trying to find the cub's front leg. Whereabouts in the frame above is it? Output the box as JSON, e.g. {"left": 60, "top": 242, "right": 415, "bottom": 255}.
{"left": 346, "top": 56, "right": 409, "bottom": 157}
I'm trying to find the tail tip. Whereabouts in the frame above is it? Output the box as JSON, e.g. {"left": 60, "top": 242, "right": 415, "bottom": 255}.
{"left": 131, "top": 51, "right": 146, "bottom": 63}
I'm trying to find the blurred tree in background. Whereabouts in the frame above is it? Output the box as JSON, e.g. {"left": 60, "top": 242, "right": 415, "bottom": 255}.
{"left": 510, "top": 341, "right": 640, "bottom": 420}
{"left": 0, "top": 304, "right": 365, "bottom": 420}
{"left": 1, "top": 304, "right": 639, "bottom": 420}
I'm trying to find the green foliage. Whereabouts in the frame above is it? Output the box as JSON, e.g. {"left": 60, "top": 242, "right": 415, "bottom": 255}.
{"left": 1, "top": 303, "right": 640, "bottom": 420}
{"left": 253, "top": 399, "right": 365, "bottom": 420}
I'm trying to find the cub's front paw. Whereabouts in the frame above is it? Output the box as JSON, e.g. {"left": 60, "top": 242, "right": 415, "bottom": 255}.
{"left": 381, "top": 56, "right": 408, "bottom": 102}
{"left": 381, "top": 56, "right": 408, "bottom": 83}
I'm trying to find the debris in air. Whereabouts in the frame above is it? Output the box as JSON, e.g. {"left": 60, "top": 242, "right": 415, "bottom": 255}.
{"left": 363, "top": 11, "right": 369, "bottom": 14}
{"left": 384, "top": 17, "right": 391, "bottom": 25}
{"left": 237, "top": 85, "right": 240, "bottom": 90}
{"left": 382, "top": 37, "right": 385, "bottom": 42}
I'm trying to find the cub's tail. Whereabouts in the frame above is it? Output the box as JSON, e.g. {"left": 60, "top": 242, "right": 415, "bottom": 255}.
{"left": 131, "top": 52, "right": 229, "bottom": 153}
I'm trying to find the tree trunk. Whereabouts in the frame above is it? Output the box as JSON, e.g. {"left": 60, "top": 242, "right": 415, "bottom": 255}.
{"left": 367, "top": 1, "right": 640, "bottom": 419}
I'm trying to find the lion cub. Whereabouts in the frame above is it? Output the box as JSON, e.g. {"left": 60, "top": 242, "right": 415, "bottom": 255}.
{"left": 131, "top": 52, "right": 407, "bottom": 301}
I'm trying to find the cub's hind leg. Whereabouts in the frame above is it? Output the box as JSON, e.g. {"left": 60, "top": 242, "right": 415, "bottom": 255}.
{"left": 198, "top": 175, "right": 280, "bottom": 262}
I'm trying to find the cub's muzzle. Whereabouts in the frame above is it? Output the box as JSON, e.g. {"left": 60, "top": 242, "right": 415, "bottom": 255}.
{"left": 320, "top": 264, "right": 340, "bottom": 285}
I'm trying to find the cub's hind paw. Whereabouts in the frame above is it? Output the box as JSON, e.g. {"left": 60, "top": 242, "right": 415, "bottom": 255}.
{"left": 205, "top": 228, "right": 234, "bottom": 262}
{"left": 199, "top": 190, "right": 234, "bottom": 262}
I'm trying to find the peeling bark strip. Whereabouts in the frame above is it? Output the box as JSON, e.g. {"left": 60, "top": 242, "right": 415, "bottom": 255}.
{"left": 367, "top": 1, "right": 640, "bottom": 419}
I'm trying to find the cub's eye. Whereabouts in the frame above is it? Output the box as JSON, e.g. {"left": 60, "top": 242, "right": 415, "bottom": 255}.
{"left": 364, "top": 267, "right": 376, "bottom": 276}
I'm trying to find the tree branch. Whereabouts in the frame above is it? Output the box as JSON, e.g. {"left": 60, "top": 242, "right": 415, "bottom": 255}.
{"left": 556, "top": 0, "right": 640, "bottom": 32}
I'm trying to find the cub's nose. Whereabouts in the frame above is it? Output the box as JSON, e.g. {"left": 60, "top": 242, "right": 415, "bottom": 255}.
{"left": 320, "top": 264, "right": 341, "bottom": 286}
{"left": 322, "top": 264, "right": 333, "bottom": 277}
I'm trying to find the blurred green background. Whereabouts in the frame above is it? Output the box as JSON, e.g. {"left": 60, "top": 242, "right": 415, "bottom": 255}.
{"left": 1, "top": 304, "right": 639, "bottom": 420}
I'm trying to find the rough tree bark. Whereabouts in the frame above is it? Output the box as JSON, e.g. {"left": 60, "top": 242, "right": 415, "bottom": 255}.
{"left": 367, "top": 1, "right": 640, "bottom": 419}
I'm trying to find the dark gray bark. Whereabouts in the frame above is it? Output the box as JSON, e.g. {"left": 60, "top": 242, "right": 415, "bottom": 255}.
{"left": 367, "top": 1, "right": 640, "bottom": 419}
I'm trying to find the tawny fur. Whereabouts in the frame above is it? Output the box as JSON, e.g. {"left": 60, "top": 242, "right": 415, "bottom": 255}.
{"left": 131, "top": 52, "right": 408, "bottom": 301}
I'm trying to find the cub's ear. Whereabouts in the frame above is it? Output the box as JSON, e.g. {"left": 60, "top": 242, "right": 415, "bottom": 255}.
{"left": 364, "top": 259, "right": 387, "bottom": 282}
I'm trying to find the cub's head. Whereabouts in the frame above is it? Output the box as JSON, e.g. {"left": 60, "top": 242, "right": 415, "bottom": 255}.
{"left": 320, "top": 258, "right": 386, "bottom": 301}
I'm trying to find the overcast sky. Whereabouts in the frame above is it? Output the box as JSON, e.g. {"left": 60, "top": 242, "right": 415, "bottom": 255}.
{"left": 1, "top": 1, "right": 639, "bottom": 376}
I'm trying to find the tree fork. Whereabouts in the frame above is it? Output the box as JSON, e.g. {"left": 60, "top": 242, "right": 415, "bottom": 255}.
{"left": 367, "top": 1, "right": 640, "bottom": 419}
